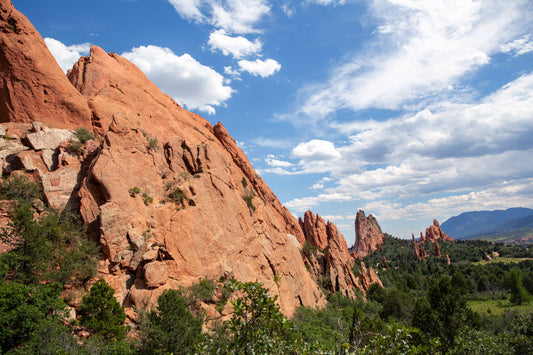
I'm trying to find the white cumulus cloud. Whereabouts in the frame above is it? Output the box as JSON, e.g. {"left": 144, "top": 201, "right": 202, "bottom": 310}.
{"left": 122, "top": 45, "right": 233, "bottom": 114}
{"left": 208, "top": 29, "right": 262, "bottom": 58}
{"left": 281, "top": 71, "right": 533, "bottom": 219}
{"left": 44, "top": 38, "right": 91, "bottom": 73}
{"left": 238, "top": 58, "right": 281, "bottom": 77}
{"left": 168, "top": 0, "right": 270, "bottom": 34}
{"left": 500, "top": 35, "right": 533, "bottom": 56}
{"left": 284, "top": 0, "right": 532, "bottom": 124}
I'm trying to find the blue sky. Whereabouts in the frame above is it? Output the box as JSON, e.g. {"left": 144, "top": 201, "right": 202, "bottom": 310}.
{"left": 14, "top": 0, "right": 533, "bottom": 244}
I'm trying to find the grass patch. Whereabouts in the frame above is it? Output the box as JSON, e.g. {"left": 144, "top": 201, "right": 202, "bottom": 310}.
{"left": 468, "top": 298, "right": 533, "bottom": 316}
{"left": 474, "top": 257, "right": 533, "bottom": 265}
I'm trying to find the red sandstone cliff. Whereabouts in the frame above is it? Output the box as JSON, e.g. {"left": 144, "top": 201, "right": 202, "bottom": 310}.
{"left": 0, "top": 0, "right": 325, "bottom": 318}
{"left": 353, "top": 210, "right": 385, "bottom": 258}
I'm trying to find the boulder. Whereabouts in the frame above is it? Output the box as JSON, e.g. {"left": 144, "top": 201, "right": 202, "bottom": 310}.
{"left": 41, "top": 164, "right": 80, "bottom": 209}
{"left": 25, "top": 127, "right": 75, "bottom": 150}
{"left": 144, "top": 261, "right": 169, "bottom": 288}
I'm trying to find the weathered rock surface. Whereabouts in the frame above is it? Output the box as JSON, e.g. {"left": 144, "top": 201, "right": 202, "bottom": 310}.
{"left": 299, "top": 211, "right": 329, "bottom": 250}
{"left": 412, "top": 233, "right": 427, "bottom": 260}
{"left": 0, "top": 0, "right": 92, "bottom": 128}
{"left": 357, "top": 262, "right": 383, "bottom": 291}
{"left": 67, "top": 45, "right": 325, "bottom": 316}
{"left": 25, "top": 127, "right": 75, "bottom": 151}
{"left": 425, "top": 219, "right": 453, "bottom": 242}
{"left": 299, "top": 211, "right": 382, "bottom": 297}
{"left": 353, "top": 210, "right": 385, "bottom": 258}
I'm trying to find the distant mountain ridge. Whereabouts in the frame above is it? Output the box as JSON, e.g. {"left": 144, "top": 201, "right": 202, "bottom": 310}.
{"left": 441, "top": 207, "right": 533, "bottom": 239}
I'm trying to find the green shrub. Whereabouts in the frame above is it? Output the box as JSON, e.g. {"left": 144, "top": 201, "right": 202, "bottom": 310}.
{"left": 302, "top": 241, "right": 320, "bottom": 256}
{"left": 67, "top": 139, "right": 84, "bottom": 154}
{"left": 0, "top": 175, "right": 42, "bottom": 202}
{"left": 67, "top": 128, "right": 95, "bottom": 154}
{"left": 188, "top": 278, "right": 217, "bottom": 303}
{"left": 128, "top": 186, "right": 141, "bottom": 197}
{"left": 274, "top": 272, "right": 282, "bottom": 285}
{"left": 242, "top": 187, "right": 255, "bottom": 212}
{"left": 168, "top": 187, "right": 187, "bottom": 205}
{"left": 146, "top": 137, "right": 159, "bottom": 151}
{"left": 75, "top": 127, "right": 95, "bottom": 144}
{"left": 141, "top": 192, "right": 153, "bottom": 205}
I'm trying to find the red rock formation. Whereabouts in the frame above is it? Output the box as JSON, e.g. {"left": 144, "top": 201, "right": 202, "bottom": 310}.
{"left": 357, "top": 262, "right": 383, "bottom": 291}
{"left": 66, "top": 45, "right": 324, "bottom": 316}
{"left": 434, "top": 240, "right": 442, "bottom": 257}
{"left": 299, "top": 211, "right": 381, "bottom": 296}
{"left": 353, "top": 210, "right": 385, "bottom": 258}
{"left": 0, "top": 0, "right": 92, "bottom": 129}
{"left": 0, "top": 0, "right": 328, "bottom": 317}
{"left": 299, "top": 211, "right": 329, "bottom": 250}
{"left": 425, "top": 219, "right": 453, "bottom": 242}
{"left": 412, "top": 233, "right": 427, "bottom": 260}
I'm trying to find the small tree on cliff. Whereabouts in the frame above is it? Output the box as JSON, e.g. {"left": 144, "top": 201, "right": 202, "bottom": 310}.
{"left": 78, "top": 279, "right": 127, "bottom": 341}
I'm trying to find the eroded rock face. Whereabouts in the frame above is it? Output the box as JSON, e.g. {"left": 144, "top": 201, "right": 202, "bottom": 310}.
{"left": 353, "top": 210, "right": 385, "bottom": 258}
{"left": 299, "top": 211, "right": 329, "bottom": 250}
{"left": 425, "top": 219, "right": 453, "bottom": 242}
{"left": 68, "top": 46, "right": 326, "bottom": 317}
{"left": 0, "top": 0, "right": 91, "bottom": 128}
{"left": 299, "top": 211, "right": 382, "bottom": 297}
{"left": 412, "top": 233, "right": 427, "bottom": 261}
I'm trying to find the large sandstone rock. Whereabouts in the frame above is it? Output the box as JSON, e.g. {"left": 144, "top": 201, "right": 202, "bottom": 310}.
{"left": 425, "top": 219, "right": 453, "bottom": 242}
{"left": 69, "top": 46, "right": 325, "bottom": 316}
{"left": 0, "top": 0, "right": 92, "bottom": 129}
{"left": 299, "top": 211, "right": 381, "bottom": 296}
{"left": 353, "top": 210, "right": 385, "bottom": 258}
{"left": 299, "top": 211, "right": 329, "bottom": 250}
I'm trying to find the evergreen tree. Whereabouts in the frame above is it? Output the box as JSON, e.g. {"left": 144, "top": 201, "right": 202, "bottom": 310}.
{"left": 140, "top": 289, "right": 202, "bottom": 354}
{"left": 78, "top": 279, "right": 127, "bottom": 341}
{"left": 505, "top": 268, "right": 531, "bottom": 305}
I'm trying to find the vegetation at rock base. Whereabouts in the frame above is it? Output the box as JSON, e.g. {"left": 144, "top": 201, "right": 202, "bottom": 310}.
{"left": 67, "top": 127, "right": 97, "bottom": 153}
{"left": 78, "top": 279, "right": 128, "bottom": 341}
{"left": 139, "top": 289, "right": 203, "bottom": 355}
{"left": 0, "top": 175, "right": 532, "bottom": 353}
{"left": 74, "top": 127, "right": 96, "bottom": 144}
